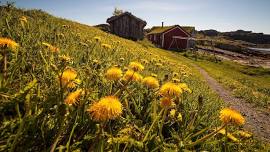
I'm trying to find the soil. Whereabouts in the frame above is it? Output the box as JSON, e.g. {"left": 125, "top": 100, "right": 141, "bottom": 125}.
{"left": 193, "top": 65, "right": 270, "bottom": 143}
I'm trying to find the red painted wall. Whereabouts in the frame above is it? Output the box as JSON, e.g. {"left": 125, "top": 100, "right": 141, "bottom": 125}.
{"left": 148, "top": 34, "right": 161, "bottom": 46}
{"left": 163, "top": 27, "right": 188, "bottom": 49}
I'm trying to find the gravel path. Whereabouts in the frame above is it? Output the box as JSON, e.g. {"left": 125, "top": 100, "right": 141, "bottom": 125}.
{"left": 194, "top": 65, "right": 270, "bottom": 143}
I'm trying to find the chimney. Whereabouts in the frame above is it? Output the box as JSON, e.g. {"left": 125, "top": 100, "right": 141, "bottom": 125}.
{"left": 162, "top": 22, "right": 164, "bottom": 28}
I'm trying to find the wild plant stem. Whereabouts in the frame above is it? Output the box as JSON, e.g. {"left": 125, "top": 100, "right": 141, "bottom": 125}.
{"left": 152, "top": 99, "right": 157, "bottom": 122}
{"left": 114, "top": 71, "right": 135, "bottom": 96}
{"left": 109, "top": 82, "right": 113, "bottom": 94}
{"left": 50, "top": 117, "right": 66, "bottom": 152}
{"left": 66, "top": 112, "right": 79, "bottom": 152}
{"left": 99, "top": 125, "right": 105, "bottom": 152}
{"left": 10, "top": 103, "right": 24, "bottom": 152}
{"left": 122, "top": 143, "right": 128, "bottom": 152}
{"left": 225, "top": 125, "right": 228, "bottom": 152}
{"left": 159, "top": 108, "right": 168, "bottom": 141}
{"left": 50, "top": 78, "right": 66, "bottom": 152}
{"left": 3, "top": 52, "right": 7, "bottom": 80}
{"left": 39, "top": 50, "right": 49, "bottom": 72}
{"left": 143, "top": 109, "right": 164, "bottom": 143}
{"left": 10, "top": 118, "right": 25, "bottom": 152}
{"left": 185, "top": 123, "right": 227, "bottom": 148}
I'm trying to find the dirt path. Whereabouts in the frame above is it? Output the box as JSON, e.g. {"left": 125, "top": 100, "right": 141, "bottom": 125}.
{"left": 193, "top": 65, "right": 270, "bottom": 143}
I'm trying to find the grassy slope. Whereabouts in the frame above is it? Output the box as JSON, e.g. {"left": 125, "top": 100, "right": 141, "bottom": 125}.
{"left": 199, "top": 61, "right": 270, "bottom": 108}
{"left": 182, "top": 51, "right": 270, "bottom": 108}
{"left": 0, "top": 6, "right": 268, "bottom": 151}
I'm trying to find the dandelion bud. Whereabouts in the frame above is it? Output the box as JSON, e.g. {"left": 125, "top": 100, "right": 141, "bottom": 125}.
{"left": 160, "top": 97, "right": 172, "bottom": 108}
{"left": 128, "top": 61, "right": 144, "bottom": 72}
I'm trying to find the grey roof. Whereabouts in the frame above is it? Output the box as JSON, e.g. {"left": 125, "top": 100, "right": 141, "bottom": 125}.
{"left": 107, "top": 12, "right": 147, "bottom": 26}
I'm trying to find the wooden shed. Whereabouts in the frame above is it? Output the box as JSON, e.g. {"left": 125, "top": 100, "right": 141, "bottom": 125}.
{"left": 107, "top": 12, "right": 147, "bottom": 40}
{"left": 147, "top": 25, "right": 195, "bottom": 50}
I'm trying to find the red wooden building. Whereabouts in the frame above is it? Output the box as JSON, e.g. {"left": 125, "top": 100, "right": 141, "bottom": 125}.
{"left": 147, "top": 25, "right": 195, "bottom": 50}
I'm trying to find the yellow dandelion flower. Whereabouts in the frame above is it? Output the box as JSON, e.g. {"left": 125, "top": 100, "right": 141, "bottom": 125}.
{"left": 59, "top": 68, "right": 77, "bottom": 88}
{"left": 141, "top": 59, "right": 149, "bottom": 64}
{"left": 160, "top": 97, "right": 172, "bottom": 108}
{"left": 0, "top": 37, "right": 19, "bottom": 51}
{"left": 236, "top": 130, "right": 252, "bottom": 138}
{"left": 94, "top": 36, "right": 101, "bottom": 42}
{"left": 59, "top": 54, "right": 72, "bottom": 62}
{"left": 62, "top": 25, "right": 70, "bottom": 28}
{"left": 177, "top": 113, "right": 183, "bottom": 122}
{"left": 123, "top": 70, "right": 143, "bottom": 82}
{"left": 252, "top": 91, "right": 261, "bottom": 98}
{"left": 129, "top": 61, "right": 144, "bottom": 72}
{"left": 142, "top": 76, "right": 159, "bottom": 89}
{"left": 101, "top": 43, "right": 112, "bottom": 49}
{"left": 155, "top": 63, "right": 162, "bottom": 67}
{"left": 79, "top": 42, "right": 89, "bottom": 47}
{"left": 67, "top": 78, "right": 81, "bottom": 88}
{"left": 19, "top": 16, "right": 27, "bottom": 23}
{"left": 219, "top": 108, "right": 245, "bottom": 125}
{"left": 64, "top": 89, "right": 84, "bottom": 106}
{"left": 159, "top": 82, "right": 182, "bottom": 98}
{"left": 169, "top": 109, "right": 176, "bottom": 118}
{"left": 217, "top": 129, "right": 239, "bottom": 142}
{"left": 105, "top": 67, "right": 122, "bottom": 81}
{"left": 179, "top": 83, "right": 192, "bottom": 93}
{"left": 42, "top": 42, "right": 59, "bottom": 53}
{"left": 172, "top": 78, "right": 180, "bottom": 83}
{"left": 123, "top": 66, "right": 129, "bottom": 71}
{"left": 57, "top": 33, "right": 65, "bottom": 37}
{"left": 88, "top": 96, "right": 122, "bottom": 122}
{"left": 151, "top": 73, "right": 158, "bottom": 78}
{"left": 172, "top": 72, "right": 179, "bottom": 77}
{"left": 119, "top": 57, "right": 125, "bottom": 62}
{"left": 93, "top": 59, "right": 100, "bottom": 64}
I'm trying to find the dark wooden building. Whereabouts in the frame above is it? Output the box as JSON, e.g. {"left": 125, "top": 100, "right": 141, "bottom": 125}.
{"left": 107, "top": 12, "right": 147, "bottom": 40}
{"left": 147, "top": 25, "right": 195, "bottom": 50}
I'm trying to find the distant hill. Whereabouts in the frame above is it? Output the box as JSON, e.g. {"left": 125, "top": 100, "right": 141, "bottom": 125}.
{"left": 223, "top": 30, "right": 270, "bottom": 44}
{"left": 199, "top": 29, "right": 270, "bottom": 45}
{"left": 198, "top": 29, "right": 219, "bottom": 37}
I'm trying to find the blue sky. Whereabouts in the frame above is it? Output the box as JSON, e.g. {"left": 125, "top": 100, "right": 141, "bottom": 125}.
{"left": 3, "top": 0, "right": 270, "bottom": 34}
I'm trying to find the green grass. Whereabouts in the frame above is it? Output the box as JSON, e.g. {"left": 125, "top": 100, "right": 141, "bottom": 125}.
{"left": 183, "top": 51, "right": 270, "bottom": 108}
{"left": 0, "top": 5, "right": 269, "bottom": 151}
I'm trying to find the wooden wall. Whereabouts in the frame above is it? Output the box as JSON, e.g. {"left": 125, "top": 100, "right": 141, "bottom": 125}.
{"left": 109, "top": 15, "right": 145, "bottom": 40}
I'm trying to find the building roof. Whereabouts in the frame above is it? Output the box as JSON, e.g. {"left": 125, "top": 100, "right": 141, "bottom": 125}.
{"left": 181, "top": 26, "right": 195, "bottom": 35}
{"left": 148, "top": 25, "right": 176, "bottom": 34}
{"left": 107, "top": 12, "right": 147, "bottom": 26}
{"left": 148, "top": 25, "right": 194, "bottom": 35}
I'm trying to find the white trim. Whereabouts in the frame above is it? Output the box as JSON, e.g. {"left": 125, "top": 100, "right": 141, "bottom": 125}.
{"left": 162, "top": 26, "right": 190, "bottom": 49}
{"left": 163, "top": 26, "right": 190, "bottom": 37}
{"left": 172, "top": 36, "right": 194, "bottom": 40}
{"left": 168, "top": 38, "right": 174, "bottom": 49}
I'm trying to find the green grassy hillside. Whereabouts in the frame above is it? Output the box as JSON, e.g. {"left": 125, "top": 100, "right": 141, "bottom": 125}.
{"left": 182, "top": 51, "right": 270, "bottom": 108}
{"left": 0, "top": 5, "right": 268, "bottom": 151}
